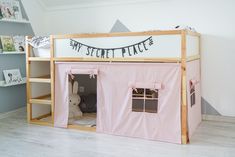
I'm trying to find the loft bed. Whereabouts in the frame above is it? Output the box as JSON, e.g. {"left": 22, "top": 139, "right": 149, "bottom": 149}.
{"left": 26, "top": 30, "right": 201, "bottom": 144}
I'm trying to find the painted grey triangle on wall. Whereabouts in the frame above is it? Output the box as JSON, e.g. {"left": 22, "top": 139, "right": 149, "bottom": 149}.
{"left": 202, "top": 97, "right": 221, "bottom": 115}
{"left": 110, "top": 20, "right": 131, "bottom": 33}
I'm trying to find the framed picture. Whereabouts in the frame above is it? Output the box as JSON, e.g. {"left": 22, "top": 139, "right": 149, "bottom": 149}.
{"left": 0, "top": 2, "right": 4, "bottom": 19}
{"left": 0, "top": 38, "right": 3, "bottom": 53}
{"left": 13, "top": 35, "right": 25, "bottom": 52}
{"left": 3, "top": 69, "right": 22, "bottom": 84}
{"left": 0, "top": 0, "right": 15, "bottom": 19}
{"left": 0, "top": 36, "right": 16, "bottom": 51}
{"left": 12, "top": 0, "right": 22, "bottom": 20}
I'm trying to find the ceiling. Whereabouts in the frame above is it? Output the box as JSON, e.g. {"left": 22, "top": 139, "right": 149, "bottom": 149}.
{"left": 37, "top": 0, "right": 162, "bottom": 11}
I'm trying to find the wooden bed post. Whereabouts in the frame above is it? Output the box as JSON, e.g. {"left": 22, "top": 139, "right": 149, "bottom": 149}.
{"left": 181, "top": 30, "right": 189, "bottom": 144}
{"left": 50, "top": 35, "right": 55, "bottom": 124}
{"left": 26, "top": 36, "right": 32, "bottom": 123}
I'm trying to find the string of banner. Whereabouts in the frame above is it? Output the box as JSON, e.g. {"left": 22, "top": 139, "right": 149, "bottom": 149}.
{"left": 69, "top": 36, "right": 154, "bottom": 58}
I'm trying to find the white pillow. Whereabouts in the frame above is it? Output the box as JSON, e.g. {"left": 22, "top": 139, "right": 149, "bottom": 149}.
{"left": 28, "top": 36, "right": 50, "bottom": 48}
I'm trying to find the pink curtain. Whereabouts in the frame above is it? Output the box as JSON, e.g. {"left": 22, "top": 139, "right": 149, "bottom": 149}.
{"left": 186, "top": 60, "right": 202, "bottom": 138}
{"left": 54, "top": 62, "right": 182, "bottom": 144}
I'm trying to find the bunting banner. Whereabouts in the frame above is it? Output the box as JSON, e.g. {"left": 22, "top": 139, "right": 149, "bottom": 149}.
{"left": 69, "top": 36, "right": 154, "bottom": 58}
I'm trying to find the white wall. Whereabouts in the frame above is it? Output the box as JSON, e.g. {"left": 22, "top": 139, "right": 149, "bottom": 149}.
{"left": 23, "top": 0, "right": 235, "bottom": 116}
{"left": 21, "top": 0, "right": 46, "bottom": 35}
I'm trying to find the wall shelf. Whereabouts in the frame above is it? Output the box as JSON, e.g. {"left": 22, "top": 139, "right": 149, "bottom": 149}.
{"left": 0, "top": 77, "right": 26, "bottom": 87}
{"left": 0, "top": 51, "right": 25, "bottom": 55}
{"left": 0, "top": 18, "right": 30, "bottom": 24}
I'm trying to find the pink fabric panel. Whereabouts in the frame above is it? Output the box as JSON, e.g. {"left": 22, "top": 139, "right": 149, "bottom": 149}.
{"left": 190, "top": 79, "right": 200, "bottom": 86}
{"left": 129, "top": 82, "right": 163, "bottom": 90}
{"left": 54, "top": 62, "right": 181, "bottom": 143}
{"left": 70, "top": 68, "right": 98, "bottom": 75}
{"left": 186, "top": 60, "right": 202, "bottom": 138}
{"left": 54, "top": 67, "right": 70, "bottom": 127}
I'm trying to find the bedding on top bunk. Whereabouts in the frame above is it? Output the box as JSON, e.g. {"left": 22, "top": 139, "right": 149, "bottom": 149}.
{"left": 27, "top": 36, "right": 50, "bottom": 57}
{"left": 28, "top": 36, "right": 50, "bottom": 48}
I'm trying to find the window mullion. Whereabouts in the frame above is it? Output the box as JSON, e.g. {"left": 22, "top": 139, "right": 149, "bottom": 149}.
{"left": 144, "top": 88, "right": 146, "bottom": 112}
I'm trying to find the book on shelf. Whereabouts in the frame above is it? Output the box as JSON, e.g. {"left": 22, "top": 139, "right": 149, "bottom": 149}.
{"left": 13, "top": 35, "right": 25, "bottom": 51}
{"left": 0, "top": 35, "right": 25, "bottom": 53}
{"left": 0, "top": 0, "right": 23, "bottom": 20}
{"left": 0, "top": 37, "right": 2, "bottom": 52}
{"left": 11, "top": 0, "right": 22, "bottom": 20}
{"left": 0, "top": 0, "right": 15, "bottom": 19}
{"left": 0, "top": 2, "right": 3, "bottom": 19}
{"left": 0, "top": 35, "right": 15, "bottom": 52}
{"left": 3, "top": 69, "right": 23, "bottom": 85}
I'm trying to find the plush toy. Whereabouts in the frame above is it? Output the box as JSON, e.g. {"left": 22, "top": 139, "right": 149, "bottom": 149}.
{"left": 79, "top": 93, "right": 97, "bottom": 113}
{"left": 69, "top": 81, "right": 83, "bottom": 119}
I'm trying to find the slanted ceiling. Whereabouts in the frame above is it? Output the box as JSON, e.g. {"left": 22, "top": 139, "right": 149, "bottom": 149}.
{"left": 37, "top": 0, "right": 162, "bottom": 11}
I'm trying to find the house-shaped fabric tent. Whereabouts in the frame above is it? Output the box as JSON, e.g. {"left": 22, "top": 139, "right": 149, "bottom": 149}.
{"left": 26, "top": 30, "right": 201, "bottom": 144}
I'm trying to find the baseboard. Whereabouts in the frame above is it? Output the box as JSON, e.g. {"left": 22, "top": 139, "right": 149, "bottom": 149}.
{"left": 202, "top": 114, "right": 235, "bottom": 123}
{"left": 0, "top": 107, "right": 26, "bottom": 119}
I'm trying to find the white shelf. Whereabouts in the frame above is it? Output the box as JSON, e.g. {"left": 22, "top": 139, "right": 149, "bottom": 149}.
{"left": 0, "top": 51, "right": 25, "bottom": 55}
{"left": 0, "top": 77, "right": 26, "bottom": 87}
{"left": 0, "top": 18, "right": 30, "bottom": 24}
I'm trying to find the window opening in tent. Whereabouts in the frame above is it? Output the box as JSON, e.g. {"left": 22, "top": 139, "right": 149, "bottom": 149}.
{"left": 132, "top": 88, "right": 158, "bottom": 113}
{"left": 190, "top": 82, "right": 196, "bottom": 107}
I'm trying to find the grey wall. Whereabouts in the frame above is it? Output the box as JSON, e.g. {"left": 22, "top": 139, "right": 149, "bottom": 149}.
{"left": 201, "top": 98, "right": 221, "bottom": 115}
{"left": 0, "top": 0, "right": 34, "bottom": 113}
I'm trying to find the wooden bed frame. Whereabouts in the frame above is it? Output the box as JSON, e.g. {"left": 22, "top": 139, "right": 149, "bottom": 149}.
{"left": 26, "top": 30, "right": 200, "bottom": 144}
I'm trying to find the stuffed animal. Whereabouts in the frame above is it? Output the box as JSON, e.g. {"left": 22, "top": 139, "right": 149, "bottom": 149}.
{"left": 79, "top": 93, "right": 97, "bottom": 113}
{"left": 69, "top": 81, "right": 83, "bottom": 119}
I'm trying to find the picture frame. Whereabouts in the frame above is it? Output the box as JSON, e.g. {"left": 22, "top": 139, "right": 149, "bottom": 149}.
{"left": 0, "top": 2, "right": 4, "bottom": 19}
{"left": 0, "top": 0, "right": 15, "bottom": 19}
{"left": 0, "top": 38, "right": 3, "bottom": 53}
{"left": 13, "top": 35, "right": 25, "bottom": 52}
{"left": 3, "top": 69, "right": 23, "bottom": 84}
{"left": 12, "top": 0, "right": 22, "bottom": 20}
{"left": 0, "top": 36, "right": 16, "bottom": 51}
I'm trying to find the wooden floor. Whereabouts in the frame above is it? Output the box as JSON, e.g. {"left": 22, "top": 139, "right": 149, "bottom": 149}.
{"left": 0, "top": 108, "right": 235, "bottom": 157}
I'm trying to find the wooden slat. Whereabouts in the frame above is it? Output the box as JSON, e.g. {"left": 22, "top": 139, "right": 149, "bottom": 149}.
{"left": 181, "top": 30, "right": 189, "bottom": 144}
{"left": 68, "top": 125, "right": 96, "bottom": 132}
{"left": 52, "top": 30, "right": 182, "bottom": 39}
{"left": 28, "top": 57, "right": 50, "bottom": 61}
{"left": 27, "top": 103, "right": 32, "bottom": 122}
{"left": 30, "top": 99, "right": 51, "bottom": 105}
{"left": 29, "top": 75, "right": 51, "bottom": 83}
{"left": 29, "top": 78, "right": 51, "bottom": 83}
{"left": 50, "top": 36, "right": 55, "bottom": 124}
{"left": 30, "top": 94, "right": 51, "bottom": 105}
{"left": 186, "top": 55, "right": 200, "bottom": 62}
{"left": 53, "top": 57, "right": 181, "bottom": 63}
{"left": 185, "top": 30, "right": 201, "bottom": 37}
{"left": 26, "top": 36, "right": 32, "bottom": 122}
{"left": 33, "top": 94, "right": 51, "bottom": 99}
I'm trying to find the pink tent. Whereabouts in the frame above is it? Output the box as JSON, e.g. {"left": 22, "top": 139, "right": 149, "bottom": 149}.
{"left": 26, "top": 30, "right": 201, "bottom": 144}
{"left": 54, "top": 62, "right": 187, "bottom": 143}
{"left": 51, "top": 30, "right": 202, "bottom": 144}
